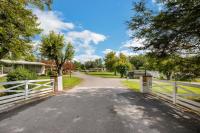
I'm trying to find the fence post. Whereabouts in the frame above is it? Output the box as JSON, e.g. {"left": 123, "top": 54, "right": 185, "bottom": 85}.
{"left": 173, "top": 81, "right": 177, "bottom": 104}
{"left": 25, "top": 80, "right": 29, "bottom": 99}
{"left": 50, "top": 76, "right": 57, "bottom": 92}
{"left": 140, "top": 76, "right": 152, "bottom": 93}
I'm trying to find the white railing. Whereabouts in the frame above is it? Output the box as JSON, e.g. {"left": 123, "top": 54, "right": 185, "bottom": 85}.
{"left": 0, "top": 79, "right": 55, "bottom": 111}
{"left": 151, "top": 80, "right": 200, "bottom": 112}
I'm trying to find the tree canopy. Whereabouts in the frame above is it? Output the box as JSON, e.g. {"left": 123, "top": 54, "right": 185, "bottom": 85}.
{"left": 128, "top": 0, "right": 200, "bottom": 56}
{"left": 129, "top": 55, "right": 146, "bottom": 70}
{"left": 104, "top": 51, "right": 118, "bottom": 73}
{"left": 0, "top": 0, "right": 52, "bottom": 60}
{"left": 116, "top": 53, "right": 132, "bottom": 78}
{"left": 84, "top": 59, "right": 103, "bottom": 70}
{"left": 40, "top": 31, "right": 74, "bottom": 76}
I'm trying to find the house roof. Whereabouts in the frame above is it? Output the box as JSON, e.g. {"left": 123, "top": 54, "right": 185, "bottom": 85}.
{"left": 0, "top": 60, "right": 45, "bottom": 66}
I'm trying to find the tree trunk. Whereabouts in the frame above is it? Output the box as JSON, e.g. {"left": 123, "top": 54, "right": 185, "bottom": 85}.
{"left": 114, "top": 70, "right": 117, "bottom": 76}
{"left": 166, "top": 72, "right": 171, "bottom": 80}
{"left": 57, "top": 66, "right": 63, "bottom": 76}
{"left": 120, "top": 72, "right": 123, "bottom": 78}
{"left": 69, "top": 61, "right": 72, "bottom": 78}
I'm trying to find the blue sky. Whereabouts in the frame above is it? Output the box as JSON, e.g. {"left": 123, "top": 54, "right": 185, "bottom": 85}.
{"left": 33, "top": 0, "right": 159, "bottom": 62}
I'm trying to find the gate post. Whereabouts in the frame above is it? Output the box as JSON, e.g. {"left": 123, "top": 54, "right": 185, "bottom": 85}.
{"left": 173, "top": 82, "right": 177, "bottom": 104}
{"left": 140, "top": 75, "right": 152, "bottom": 93}
{"left": 57, "top": 75, "right": 63, "bottom": 91}
{"left": 25, "top": 80, "right": 29, "bottom": 99}
{"left": 50, "top": 76, "right": 56, "bottom": 92}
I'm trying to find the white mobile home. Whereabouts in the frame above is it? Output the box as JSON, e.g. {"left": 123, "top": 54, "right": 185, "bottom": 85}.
{"left": 0, "top": 60, "right": 46, "bottom": 76}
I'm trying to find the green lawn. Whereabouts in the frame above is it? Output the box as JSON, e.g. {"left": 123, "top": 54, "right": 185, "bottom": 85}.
{"left": 0, "top": 75, "right": 82, "bottom": 91}
{"left": 122, "top": 80, "right": 200, "bottom": 101}
{"left": 63, "top": 75, "right": 82, "bottom": 90}
{"left": 122, "top": 80, "right": 140, "bottom": 92}
{"left": 86, "top": 71, "right": 121, "bottom": 78}
{"left": 193, "top": 79, "right": 200, "bottom": 83}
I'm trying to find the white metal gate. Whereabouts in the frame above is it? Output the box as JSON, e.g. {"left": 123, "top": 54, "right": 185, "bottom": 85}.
{"left": 0, "top": 79, "right": 55, "bottom": 111}
{"left": 151, "top": 79, "right": 200, "bottom": 113}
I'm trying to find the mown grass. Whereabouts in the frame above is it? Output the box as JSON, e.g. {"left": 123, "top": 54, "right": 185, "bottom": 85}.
{"left": 86, "top": 71, "right": 120, "bottom": 78}
{"left": 63, "top": 75, "right": 82, "bottom": 90}
{"left": 0, "top": 75, "right": 82, "bottom": 91}
{"left": 122, "top": 80, "right": 140, "bottom": 92}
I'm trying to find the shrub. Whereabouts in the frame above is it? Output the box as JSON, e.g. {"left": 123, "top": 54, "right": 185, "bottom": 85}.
{"left": 7, "top": 67, "right": 37, "bottom": 81}
{"left": 5, "top": 67, "right": 37, "bottom": 94}
{"left": 116, "top": 62, "right": 132, "bottom": 78}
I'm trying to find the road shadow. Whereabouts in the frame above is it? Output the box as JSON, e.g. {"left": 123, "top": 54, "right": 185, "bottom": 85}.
{"left": 117, "top": 91, "right": 200, "bottom": 133}
{"left": 0, "top": 97, "right": 52, "bottom": 121}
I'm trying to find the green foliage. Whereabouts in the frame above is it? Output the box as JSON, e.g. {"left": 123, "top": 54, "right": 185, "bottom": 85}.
{"left": 65, "top": 43, "right": 75, "bottom": 61}
{"left": 116, "top": 53, "right": 132, "bottom": 78}
{"left": 40, "top": 31, "right": 65, "bottom": 60}
{"left": 27, "top": 0, "right": 53, "bottom": 10}
{"left": 5, "top": 67, "right": 37, "bottom": 94}
{"left": 65, "top": 43, "right": 75, "bottom": 77}
{"left": 145, "top": 54, "right": 200, "bottom": 80}
{"left": 128, "top": 0, "right": 200, "bottom": 56}
{"left": 84, "top": 58, "right": 103, "bottom": 69}
{"left": 24, "top": 54, "right": 36, "bottom": 61}
{"left": 73, "top": 61, "right": 82, "bottom": 70}
{"left": 129, "top": 55, "right": 146, "bottom": 70}
{"left": 174, "top": 56, "right": 200, "bottom": 81}
{"left": 40, "top": 31, "right": 75, "bottom": 76}
{"left": 7, "top": 67, "right": 37, "bottom": 82}
{"left": 94, "top": 58, "right": 104, "bottom": 68}
{"left": 104, "top": 52, "right": 118, "bottom": 72}
{"left": 0, "top": 0, "right": 42, "bottom": 59}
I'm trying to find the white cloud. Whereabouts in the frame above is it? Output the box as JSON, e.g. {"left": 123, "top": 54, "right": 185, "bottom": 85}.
{"left": 32, "top": 9, "right": 107, "bottom": 63}
{"left": 118, "top": 50, "right": 139, "bottom": 56}
{"left": 74, "top": 54, "right": 101, "bottom": 63}
{"left": 66, "top": 30, "right": 106, "bottom": 63}
{"left": 122, "top": 38, "right": 144, "bottom": 48}
{"left": 151, "top": 0, "right": 163, "bottom": 11}
{"left": 33, "top": 9, "right": 74, "bottom": 34}
{"left": 66, "top": 30, "right": 106, "bottom": 45}
{"left": 126, "top": 30, "right": 134, "bottom": 37}
{"left": 102, "top": 49, "right": 114, "bottom": 54}
{"left": 152, "top": 0, "right": 157, "bottom": 3}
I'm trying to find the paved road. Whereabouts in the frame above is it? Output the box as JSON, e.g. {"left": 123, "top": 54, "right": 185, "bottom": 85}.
{"left": 0, "top": 72, "right": 199, "bottom": 133}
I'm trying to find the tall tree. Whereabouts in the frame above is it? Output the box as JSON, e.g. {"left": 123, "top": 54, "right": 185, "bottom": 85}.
{"left": 0, "top": 0, "right": 52, "bottom": 60}
{"left": 116, "top": 53, "right": 132, "bottom": 78}
{"left": 94, "top": 58, "right": 103, "bottom": 68}
{"left": 128, "top": 0, "right": 200, "bottom": 56}
{"left": 104, "top": 52, "right": 118, "bottom": 75}
{"left": 40, "top": 31, "right": 73, "bottom": 76}
{"left": 65, "top": 43, "right": 75, "bottom": 78}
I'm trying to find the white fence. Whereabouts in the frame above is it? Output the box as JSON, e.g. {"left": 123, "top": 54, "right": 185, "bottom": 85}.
{"left": 0, "top": 79, "right": 55, "bottom": 111}
{"left": 151, "top": 80, "right": 200, "bottom": 112}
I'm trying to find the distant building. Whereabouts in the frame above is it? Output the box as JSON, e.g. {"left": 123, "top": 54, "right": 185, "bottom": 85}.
{"left": 0, "top": 60, "right": 46, "bottom": 76}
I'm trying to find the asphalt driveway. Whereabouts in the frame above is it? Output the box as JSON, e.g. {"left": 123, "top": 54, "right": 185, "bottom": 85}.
{"left": 0, "top": 72, "right": 199, "bottom": 133}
